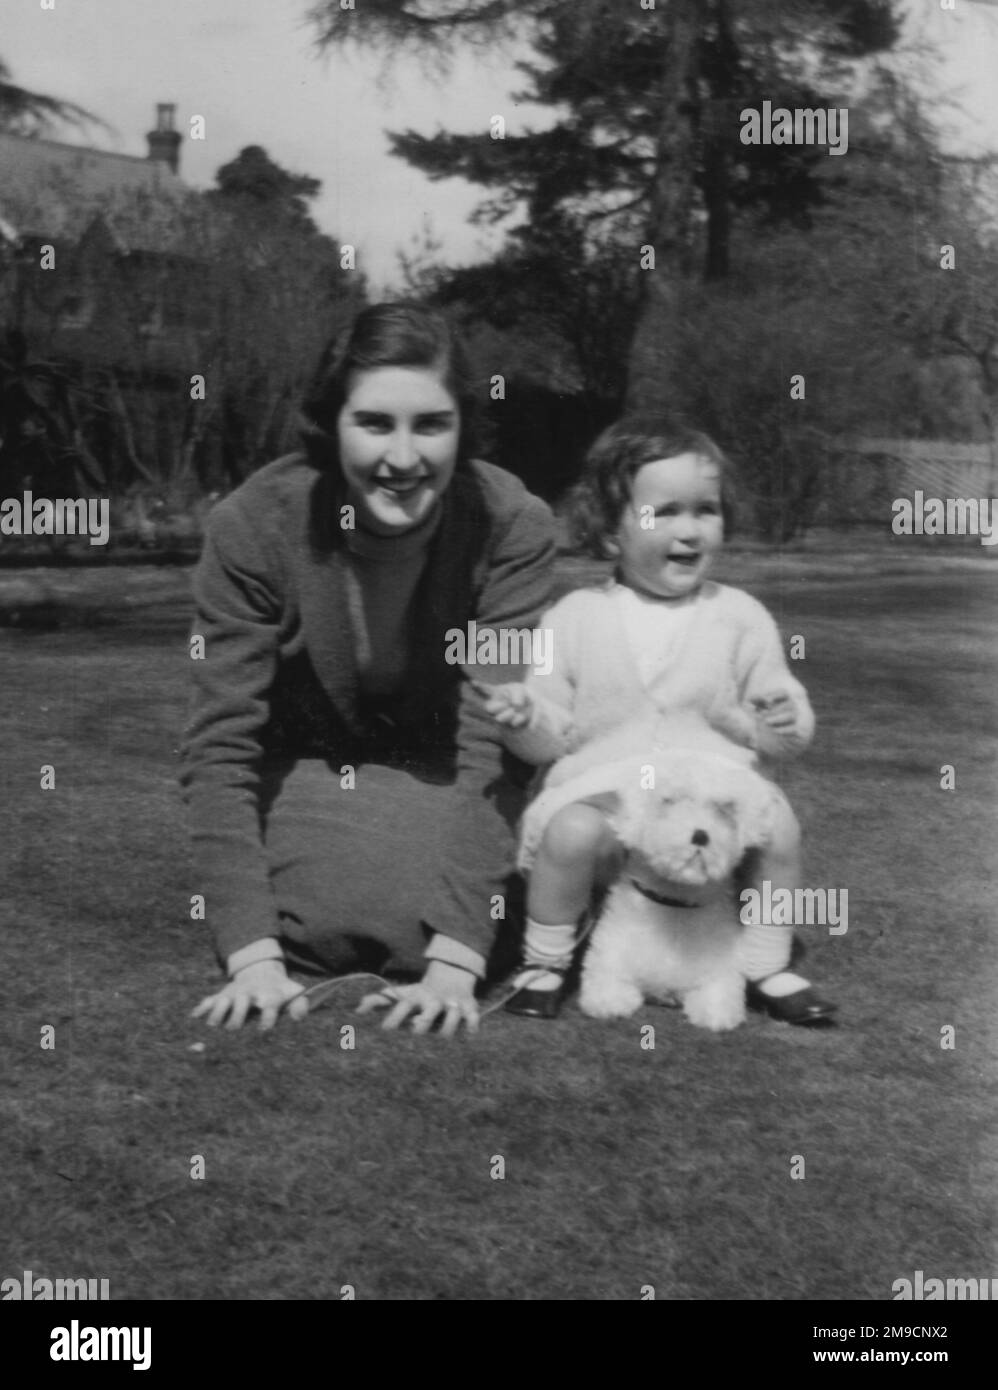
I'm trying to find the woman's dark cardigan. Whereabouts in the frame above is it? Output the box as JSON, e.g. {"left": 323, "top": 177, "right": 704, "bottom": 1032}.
{"left": 180, "top": 451, "right": 557, "bottom": 967}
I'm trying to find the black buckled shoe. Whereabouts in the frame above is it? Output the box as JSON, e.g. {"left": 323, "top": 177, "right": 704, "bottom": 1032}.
{"left": 747, "top": 981, "right": 838, "bottom": 1026}
{"left": 504, "top": 970, "right": 566, "bottom": 1019}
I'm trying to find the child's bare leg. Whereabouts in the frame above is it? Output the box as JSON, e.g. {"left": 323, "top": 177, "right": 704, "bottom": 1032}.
{"left": 518, "top": 801, "right": 618, "bottom": 992}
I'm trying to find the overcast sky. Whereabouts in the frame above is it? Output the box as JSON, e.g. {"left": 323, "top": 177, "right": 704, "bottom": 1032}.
{"left": 4, "top": 0, "right": 998, "bottom": 290}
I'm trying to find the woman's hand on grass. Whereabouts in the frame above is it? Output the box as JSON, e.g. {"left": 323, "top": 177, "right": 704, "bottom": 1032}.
{"left": 356, "top": 960, "right": 479, "bottom": 1038}
{"left": 191, "top": 960, "right": 308, "bottom": 1031}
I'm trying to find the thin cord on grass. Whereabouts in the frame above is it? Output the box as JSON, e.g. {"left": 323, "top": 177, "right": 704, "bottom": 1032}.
{"left": 478, "top": 963, "right": 570, "bottom": 1019}
{"left": 298, "top": 969, "right": 540, "bottom": 1018}
{"left": 297, "top": 916, "right": 597, "bottom": 1022}
{"left": 300, "top": 972, "right": 393, "bottom": 1010}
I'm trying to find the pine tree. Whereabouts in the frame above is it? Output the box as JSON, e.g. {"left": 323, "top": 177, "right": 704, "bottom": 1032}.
{"left": 307, "top": 0, "right": 902, "bottom": 405}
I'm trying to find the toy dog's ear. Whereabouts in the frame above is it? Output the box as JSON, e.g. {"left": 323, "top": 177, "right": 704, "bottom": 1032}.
{"left": 609, "top": 783, "right": 655, "bottom": 848}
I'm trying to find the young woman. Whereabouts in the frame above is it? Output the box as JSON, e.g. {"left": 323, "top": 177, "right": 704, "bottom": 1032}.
{"left": 183, "top": 302, "right": 556, "bottom": 1036}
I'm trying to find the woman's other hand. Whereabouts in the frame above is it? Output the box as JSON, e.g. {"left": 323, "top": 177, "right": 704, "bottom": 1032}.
{"left": 356, "top": 960, "right": 479, "bottom": 1037}
{"left": 191, "top": 959, "right": 309, "bottom": 1031}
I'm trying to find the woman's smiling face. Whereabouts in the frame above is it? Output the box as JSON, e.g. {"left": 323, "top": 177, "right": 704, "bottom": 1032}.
{"left": 336, "top": 365, "right": 460, "bottom": 534}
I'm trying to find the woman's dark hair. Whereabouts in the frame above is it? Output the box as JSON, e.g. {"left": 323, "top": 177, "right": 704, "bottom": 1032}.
{"left": 300, "top": 301, "right": 482, "bottom": 472}
{"left": 568, "top": 412, "right": 738, "bottom": 557}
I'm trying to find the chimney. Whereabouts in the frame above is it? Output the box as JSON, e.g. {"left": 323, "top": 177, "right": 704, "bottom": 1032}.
{"left": 146, "top": 103, "right": 182, "bottom": 174}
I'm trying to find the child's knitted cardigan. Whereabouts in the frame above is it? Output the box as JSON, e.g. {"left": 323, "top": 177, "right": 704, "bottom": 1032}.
{"left": 504, "top": 580, "right": 814, "bottom": 869}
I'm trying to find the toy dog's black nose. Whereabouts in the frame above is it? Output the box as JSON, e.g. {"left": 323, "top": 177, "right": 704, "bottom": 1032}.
{"left": 691, "top": 829, "right": 709, "bottom": 847}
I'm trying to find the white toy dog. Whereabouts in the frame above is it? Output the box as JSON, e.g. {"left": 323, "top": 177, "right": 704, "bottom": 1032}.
{"left": 578, "top": 728, "right": 783, "bottom": 1031}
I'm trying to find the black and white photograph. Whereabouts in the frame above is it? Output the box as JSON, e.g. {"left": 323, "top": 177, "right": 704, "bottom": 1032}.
{"left": 1, "top": 0, "right": 995, "bottom": 1344}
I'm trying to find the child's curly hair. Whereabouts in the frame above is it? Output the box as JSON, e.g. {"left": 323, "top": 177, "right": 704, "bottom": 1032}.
{"left": 568, "top": 412, "right": 738, "bottom": 558}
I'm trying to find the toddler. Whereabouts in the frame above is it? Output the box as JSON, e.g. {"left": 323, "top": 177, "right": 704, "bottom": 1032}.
{"left": 480, "top": 414, "right": 836, "bottom": 1025}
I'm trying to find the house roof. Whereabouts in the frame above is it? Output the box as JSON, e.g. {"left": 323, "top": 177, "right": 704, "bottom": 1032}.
{"left": 0, "top": 131, "right": 195, "bottom": 254}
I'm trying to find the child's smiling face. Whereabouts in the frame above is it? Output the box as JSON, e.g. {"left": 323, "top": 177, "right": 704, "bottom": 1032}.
{"left": 336, "top": 365, "right": 460, "bottom": 534}
{"left": 616, "top": 453, "right": 724, "bottom": 598}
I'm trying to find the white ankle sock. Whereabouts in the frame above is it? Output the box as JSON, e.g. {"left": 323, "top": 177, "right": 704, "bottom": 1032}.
{"left": 752, "top": 970, "right": 811, "bottom": 998}
{"left": 513, "top": 966, "right": 565, "bottom": 992}
{"left": 518, "top": 918, "right": 575, "bottom": 991}
{"left": 736, "top": 923, "right": 810, "bottom": 997}
{"left": 737, "top": 922, "right": 793, "bottom": 979}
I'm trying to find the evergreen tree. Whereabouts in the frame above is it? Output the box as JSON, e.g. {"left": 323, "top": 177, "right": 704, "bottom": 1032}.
{"left": 307, "top": 0, "right": 902, "bottom": 405}
{"left": 208, "top": 145, "right": 324, "bottom": 236}
{"left": 0, "top": 58, "right": 103, "bottom": 136}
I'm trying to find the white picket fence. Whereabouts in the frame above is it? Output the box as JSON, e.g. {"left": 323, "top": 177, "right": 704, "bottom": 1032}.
{"left": 849, "top": 438, "right": 996, "bottom": 496}
{"left": 817, "top": 439, "right": 997, "bottom": 524}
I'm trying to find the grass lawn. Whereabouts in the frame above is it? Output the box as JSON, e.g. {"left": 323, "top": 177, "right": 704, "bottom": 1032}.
{"left": 1, "top": 544, "right": 995, "bottom": 1301}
